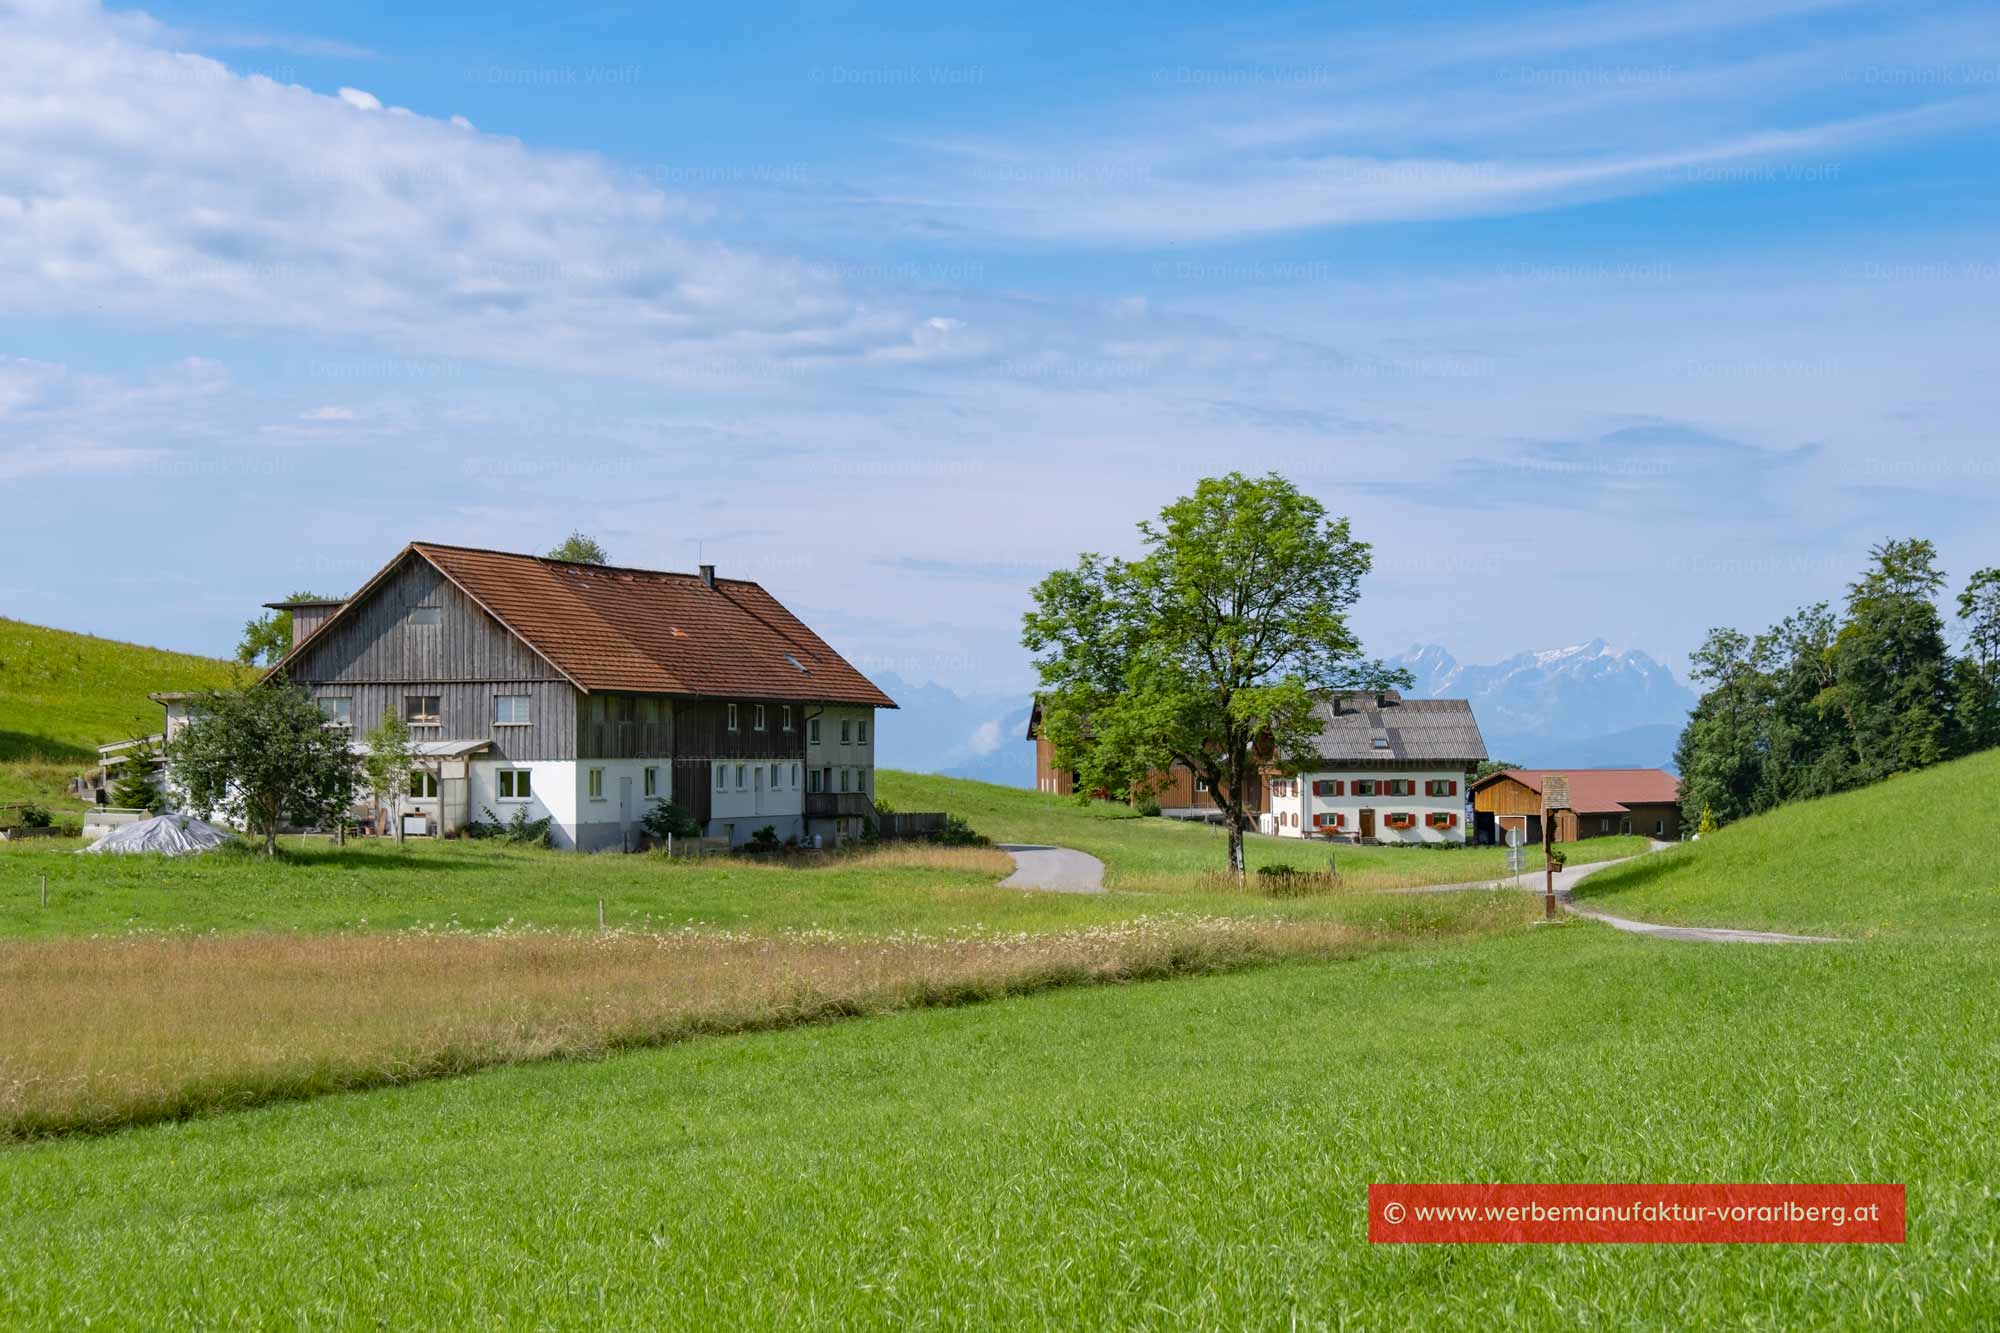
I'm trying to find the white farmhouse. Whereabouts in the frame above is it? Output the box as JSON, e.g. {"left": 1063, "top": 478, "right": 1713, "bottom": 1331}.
{"left": 1263, "top": 691, "right": 1486, "bottom": 844}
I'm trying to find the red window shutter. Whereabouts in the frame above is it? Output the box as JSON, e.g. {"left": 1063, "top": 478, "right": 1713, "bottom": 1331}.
{"left": 1449, "top": 780, "right": 1459, "bottom": 796}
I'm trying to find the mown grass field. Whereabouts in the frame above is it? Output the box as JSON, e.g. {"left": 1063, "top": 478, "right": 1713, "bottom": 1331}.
{"left": 2, "top": 887, "right": 1992, "bottom": 1326}
{"left": 880, "top": 769, "right": 1650, "bottom": 890}
{"left": 1577, "top": 747, "right": 2000, "bottom": 938}
{"left": 0, "top": 618, "right": 240, "bottom": 808}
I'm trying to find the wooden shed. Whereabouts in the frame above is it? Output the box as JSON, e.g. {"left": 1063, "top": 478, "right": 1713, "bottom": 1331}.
{"left": 1470, "top": 768, "right": 1681, "bottom": 845}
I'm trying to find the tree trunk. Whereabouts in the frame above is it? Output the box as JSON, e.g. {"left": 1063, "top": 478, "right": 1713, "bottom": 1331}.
{"left": 263, "top": 825, "right": 277, "bottom": 857}
{"left": 393, "top": 793, "right": 404, "bottom": 846}
{"left": 1227, "top": 818, "right": 1245, "bottom": 881}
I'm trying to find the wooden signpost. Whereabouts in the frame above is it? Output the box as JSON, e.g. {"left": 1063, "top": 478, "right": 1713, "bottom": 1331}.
{"left": 1541, "top": 774, "right": 1571, "bottom": 921}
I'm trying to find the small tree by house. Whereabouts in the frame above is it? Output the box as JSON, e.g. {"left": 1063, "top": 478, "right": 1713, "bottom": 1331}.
{"left": 1697, "top": 804, "right": 1718, "bottom": 838}
{"left": 166, "top": 682, "right": 360, "bottom": 856}
{"left": 235, "top": 591, "right": 335, "bottom": 668}
{"left": 109, "top": 739, "right": 162, "bottom": 812}
{"left": 361, "top": 708, "right": 415, "bottom": 845}
{"left": 1023, "top": 472, "right": 1406, "bottom": 880}
{"left": 547, "top": 532, "right": 609, "bottom": 564}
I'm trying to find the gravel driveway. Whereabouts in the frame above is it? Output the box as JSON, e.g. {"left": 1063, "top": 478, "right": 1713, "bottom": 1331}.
{"left": 997, "top": 844, "right": 1106, "bottom": 894}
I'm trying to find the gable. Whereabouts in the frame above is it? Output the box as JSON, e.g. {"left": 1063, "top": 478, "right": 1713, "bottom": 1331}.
{"left": 282, "top": 552, "right": 568, "bottom": 687}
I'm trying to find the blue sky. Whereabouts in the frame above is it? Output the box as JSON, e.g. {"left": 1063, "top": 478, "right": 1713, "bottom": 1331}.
{"left": 3, "top": 0, "right": 1996, "bottom": 694}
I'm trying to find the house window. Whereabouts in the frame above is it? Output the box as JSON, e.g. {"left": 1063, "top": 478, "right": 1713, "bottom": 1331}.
{"left": 727, "top": 703, "right": 739, "bottom": 732}
{"left": 840, "top": 719, "right": 852, "bottom": 745}
{"left": 839, "top": 768, "right": 851, "bottom": 793}
{"left": 591, "top": 696, "right": 607, "bottom": 723}
{"left": 1601, "top": 816, "right": 1614, "bottom": 835}
{"left": 403, "top": 695, "right": 440, "bottom": 726}
{"left": 769, "top": 763, "right": 780, "bottom": 790}
{"left": 1353, "top": 779, "right": 1376, "bottom": 796}
{"left": 410, "top": 606, "right": 441, "bottom": 627}
{"left": 715, "top": 766, "right": 726, "bottom": 790}
{"left": 735, "top": 764, "right": 746, "bottom": 789}
{"left": 493, "top": 695, "right": 530, "bottom": 726}
{"left": 1427, "top": 811, "right": 1456, "bottom": 830}
{"left": 644, "top": 767, "right": 658, "bottom": 798}
{"left": 317, "top": 697, "right": 352, "bottom": 727}
{"left": 1655, "top": 818, "right": 1665, "bottom": 836}
{"left": 1371, "top": 737, "right": 1390, "bottom": 750}
{"left": 1194, "top": 777, "right": 1209, "bottom": 792}
{"left": 1313, "top": 780, "right": 1342, "bottom": 797}
{"left": 754, "top": 766, "right": 763, "bottom": 793}
{"left": 857, "top": 719, "right": 869, "bottom": 744}
{"left": 860, "top": 768, "right": 870, "bottom": 794}
{"left": 791, "top": 764, "right": 800, "bottom": 788}
{"left": 407, "top": 770, "right": 438, "bottom": 799}
{"left": 754, "top": 704, "right": 767, "bottom": 732}
{"left": 588, "top": 768, "right": 604, "bottom": 800}
{"left": 808, "top": 718, "right": 820, "bottom": 744}
{"left": 498, "top": 769, "right": 532, "bottom": 800}
{"left": 1425, "top": 779, "right": 1458, "bottom": 797}
{"left": 808, "top": 768, "right": 822, "bottom": 793}
{"left": 782, "top": 706, "right": 793, "bottom": 732}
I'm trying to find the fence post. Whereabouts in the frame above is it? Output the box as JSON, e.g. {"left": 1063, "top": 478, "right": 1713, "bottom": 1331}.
{"left": 598, "top": 898, "right": 605, "bottom": 931}
{"left": 40, "top": 875, "right": 48, "bottom": 908}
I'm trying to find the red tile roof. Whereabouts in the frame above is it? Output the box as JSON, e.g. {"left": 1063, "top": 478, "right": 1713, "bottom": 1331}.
{"left": 308, "top": 543, "right": 894, "bottom": 707}
{"left": 1474, "top": 768, "right": 1679, "bottom": 812}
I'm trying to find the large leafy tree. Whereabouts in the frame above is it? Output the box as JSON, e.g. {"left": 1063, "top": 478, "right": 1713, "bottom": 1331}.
{"left": 235, "top": 591, "right": 334, "bottom": 667}
{"left": 1750, "top": 603, "right": 1850, "bottom": 807}
{"left": 547, "top": 531, "right": 609, "bottom": 564}
{"left": 1955, "top": 566, "right": 2000, "bottom": 751}
{"left": 1023, "top": 472, "right": 1405, "bottom": 878}
{"left": 1829, "top": 538, "right": 1956, "bottom": 782}
{"left": 166, "top": 681, "right": 360, "bottom": 856}
{"left": 1673, "top": 626, "right": 1769, "bottom": 829}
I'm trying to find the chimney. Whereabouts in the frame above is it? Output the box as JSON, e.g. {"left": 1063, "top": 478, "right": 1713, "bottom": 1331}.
{"left": 699, "top": 563, "right": 715, "bottom": 589}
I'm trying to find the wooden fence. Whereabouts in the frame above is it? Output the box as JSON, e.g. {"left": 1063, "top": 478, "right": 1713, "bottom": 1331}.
{"left": 878, "top": 812, "right": 947, "bottom": 840}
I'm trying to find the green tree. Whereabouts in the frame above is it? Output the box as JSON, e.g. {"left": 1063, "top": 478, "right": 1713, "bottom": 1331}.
{"left": 547, "top": 531, "right": 608, "bottom": 564}
{"left": 1472, "top": 758, "right": 1523, "bottom": 783}
{"left": 108, "top": 738, "right": 162, "bottom": 812}
{"left": 165, "top": 681, "right": 360, "bottom": 856}
{"left": 235, "top": 591, "right": 333, "bottom": 667}
{"left": 1954, "top": 567, "right": 2000, "bottom": 751}
{"left": 360, "top": 708, "right": 415, "bottom": 846}
{"left": 1828, "top": 538, "right": 1956, "bottom": 782}
{"left": 1023, "top": 472, "right": 1404, "bottom": 879}
{"left": 1750, "top": 603, "right": 1850, "bottom": 808}
{"left": 1673, "top": 626, "right": 1769, "bottom": 830}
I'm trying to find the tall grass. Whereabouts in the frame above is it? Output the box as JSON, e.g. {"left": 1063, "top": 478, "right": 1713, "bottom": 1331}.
{"left": 0, "top": 900, "right": 1529, "bottom": 1140}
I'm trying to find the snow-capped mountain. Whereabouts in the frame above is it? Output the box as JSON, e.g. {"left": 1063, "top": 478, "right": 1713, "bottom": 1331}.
{"left": 1390, "top": 640, "right": 1695, "bottom": 770}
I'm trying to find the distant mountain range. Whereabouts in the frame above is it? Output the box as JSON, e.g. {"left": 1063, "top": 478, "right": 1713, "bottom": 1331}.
{"left": 1389, "top": 640, "right": 1694, "bottom": 771}
{"left": 871, "top": 639, "right": 1695, "bottom": 789}
{"left": 872, "top": 672, "right": 1036, "bottom": 788}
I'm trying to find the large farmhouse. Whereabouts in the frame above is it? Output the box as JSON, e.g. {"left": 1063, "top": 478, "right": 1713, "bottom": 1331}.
{"left": 1029, "top": 689, "right": 1486, "bottom": 843}
{"left": 1262, "top": 691, "right": 1486, "bottom": 843}
{"left": 1469, "top": 768, "right": 1680, "bottom": 845}
{"left": 165, "top": 543, "right": 895, "bottom": 850}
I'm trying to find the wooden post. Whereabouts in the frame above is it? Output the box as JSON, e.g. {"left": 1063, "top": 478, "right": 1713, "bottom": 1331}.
{"left": 598, "top": 898, "right": 605, "bottom": 931}
{"left": 1540, "top": 774, "right": 1571, "bottom": 922}
{"left": 1543, "top": 820, "right": 1556, "bottom": 920}
{"left": 40, "top": 875, "right": 47, "bottom": 909}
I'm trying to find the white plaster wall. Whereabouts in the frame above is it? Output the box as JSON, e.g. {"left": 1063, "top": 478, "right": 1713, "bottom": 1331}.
{"left": 1272, "top": 768, "right": 1469, "bottom": 843}
{"left": 707, "top": 756, "right": 805, "bottom": 844}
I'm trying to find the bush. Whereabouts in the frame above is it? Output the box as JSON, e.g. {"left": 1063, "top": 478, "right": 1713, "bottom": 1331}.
{"left": 747, "top": 826, "right": 781, "bottom": 853}
{"left": 935, "top": 814, "right": 989, "bottom": 847}
{"left": 19, "top": 804, "right": 52, "bottom": 829}
{"left": 465, "top": 805, "right": 555, "bottom": 848}
{"left": 640, "top": 799, "right": 703, "bottom": 842}
{"left": 1134, "top": 796, "right": 1162, "bottom": 817}
{"left": 1254, "top": 862, "right": 1337, "bottom": 898}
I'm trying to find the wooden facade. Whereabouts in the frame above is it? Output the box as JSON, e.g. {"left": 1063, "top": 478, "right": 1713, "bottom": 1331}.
{"left": 287, "top": 555, "right": 577, "bottom": 763}
{"left": 1471, "top": 773, "right": 1679, "bottom": 843}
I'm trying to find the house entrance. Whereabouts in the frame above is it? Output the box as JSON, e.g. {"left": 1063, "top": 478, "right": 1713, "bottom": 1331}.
{"left": 1358, "top": 807, "right": 1375, "bottom": 839}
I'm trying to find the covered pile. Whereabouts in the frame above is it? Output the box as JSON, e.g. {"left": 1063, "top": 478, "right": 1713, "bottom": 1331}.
{"left": 80, "top": 814, "right": 235, "bottom": 856}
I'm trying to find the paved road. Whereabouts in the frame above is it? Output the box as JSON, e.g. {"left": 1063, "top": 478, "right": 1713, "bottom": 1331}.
{"left": 997, "top": 844, "right": 1106, "bottom": 894}
{"left": 1390, "top": 844, "right": 1846, "bottom": 944}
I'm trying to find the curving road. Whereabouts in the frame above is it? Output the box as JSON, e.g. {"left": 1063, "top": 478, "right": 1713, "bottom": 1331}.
{"left": 997, "top": 844, "right": 1106, "bottom": 894}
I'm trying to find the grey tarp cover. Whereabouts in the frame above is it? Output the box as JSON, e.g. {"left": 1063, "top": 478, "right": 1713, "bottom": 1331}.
{"left": 79, "top": 814, "right": 235, "bottom": 856}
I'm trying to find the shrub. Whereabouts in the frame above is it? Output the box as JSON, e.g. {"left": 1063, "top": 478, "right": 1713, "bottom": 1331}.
{"left": 640, "top": 799, "right": 703, "bottom": 842}
{"left": 1135, "top": 796, "right": 1162, "bottom": 817}
{"left": 935, "top": 814, "right": 989, "bottom": 847}
{"left": 747, "top": 826, "right": 781, "bottom": 853}
{"left": 19, "top": 804, "right": 52, "bottom": 829}
{"left": 465, "top": 806, "right": 554, "bottom": 848}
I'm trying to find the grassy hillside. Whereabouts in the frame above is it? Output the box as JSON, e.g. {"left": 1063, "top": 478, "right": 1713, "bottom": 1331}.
{"left": 0, "top": 618, "right": 240, "bottom": 807}
{"left": 880, "top": 769, "right": 1649, "bottom": 890}
{"left": 1577, "top": 745, "right": 2000, "bottom": 936}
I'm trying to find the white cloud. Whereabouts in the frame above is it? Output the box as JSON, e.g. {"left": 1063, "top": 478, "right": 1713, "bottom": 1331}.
{"left": 0, "top": 0, "right": 915, "bottom": 385}
{"left": 299, "top": 405, "right": 355, "bottom": 421}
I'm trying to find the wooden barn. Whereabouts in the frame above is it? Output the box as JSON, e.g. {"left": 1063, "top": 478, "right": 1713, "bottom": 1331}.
{"left": 1469, "top": 768, "right": 1680, "bottom": 845}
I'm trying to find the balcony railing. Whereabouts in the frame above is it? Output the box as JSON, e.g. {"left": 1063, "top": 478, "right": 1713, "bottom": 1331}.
{"left": 804, "top": 792, "right": 875, "bottom": 819}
